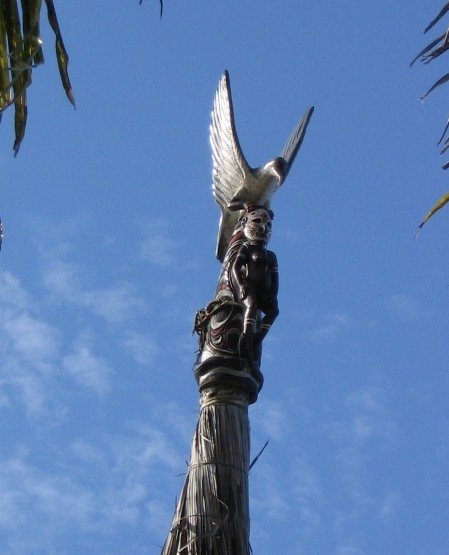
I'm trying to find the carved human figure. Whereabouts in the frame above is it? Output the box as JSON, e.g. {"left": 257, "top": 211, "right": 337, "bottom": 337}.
{"left": 231, "top": 206, "right": 279, "bottom": 367}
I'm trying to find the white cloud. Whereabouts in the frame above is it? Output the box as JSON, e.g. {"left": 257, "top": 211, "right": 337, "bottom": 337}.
{"left": 92, "top": 422, "right": 182, "bottom": 534}
{"left": 3, "top": 310, "right": 59, "bottom": 365}
{"left": 0, "top": 414, "right": 186, "bottom": 551}
{"left": 122, "top": 330, "right": 158, "bottom": 366}
{"left": 345, "top": 386, "right": 396, "bottom": 446}
{"left": 70, "top": 440, "right": 105, "bottom": 464}
{"left": 42, "top": 255, "right": 147, "bottom": 324}
{"left": 251, "top": 398, "right": 288, "bottom": 440}
{"left": 387, "top": 294, "right": 429, "bottom": 322}
{"left": 292, "top": 457, "right": 323, "bottom": 529}
{"left": 310, "top": 312, "right": 351, "bottom": 340}
{"left": 80, "top": 284, "right": 146, "bottom": 323}
{"left": 336, "top": 545, "right": 366, "bottom": 555}
{"left": 378, "top": 491, "right": 402, "bottom": 522}
{"left": 6, "top": 370, "right": 48, "bottom": 415}
{"left": 250, "top": 467, "right": 290, "bottom": 521}
{"left": 0, "top": 271, "right": 31, "bottom": 309}
{"left": 0, "top": 452, "right": 98, "bottom": 554}
{"left": 62, "top": 341, "right": 113, "bottom": 396}
{"left": 43, "top": 257, "right": 79, "bottom": 298}
{"left": 0, "top": 272, "right": 61, "bottom": 415}
{"left": 139, "top": 218, "right": 177, "bottom": 267}
{"left": 326, "top": 385, "right": 396, "bottom": 457}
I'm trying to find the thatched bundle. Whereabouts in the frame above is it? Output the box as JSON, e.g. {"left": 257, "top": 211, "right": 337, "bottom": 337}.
{"left": 162, "top": 400, "right": 250, "bottom": 554}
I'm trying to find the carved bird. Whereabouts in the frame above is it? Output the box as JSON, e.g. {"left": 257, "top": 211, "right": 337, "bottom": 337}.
{"left": 210, "top": 70, "right": 314, "bottom": 262}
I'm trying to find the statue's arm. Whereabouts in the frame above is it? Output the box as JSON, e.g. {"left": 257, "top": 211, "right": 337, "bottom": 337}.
{"left": 232, "top": 246, "right": 248, "bottom": 300}
{"left": 268, "top": 251, "right": 279, "bottom": 297}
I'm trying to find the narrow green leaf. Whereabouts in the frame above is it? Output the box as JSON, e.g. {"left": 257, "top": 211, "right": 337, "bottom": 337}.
{"left": 424, "top": 1, "right": 449, "bottom": 34}
{"left": 21, "top": 0, "right": 44, "bottom": 72}
{"left": 423, "top": 41, "right": 449, "bottom": 64}
{"left": 410, "top": 33, "right": 444, "bottom": 66}
{"left": 43, "top": 0, "right": 74, "bottom": 106}
{"left": 3, "top": 0, "right": 28, "bottom": 155}
{"left": 437, "top": 118, "right": 449, "bottom": 146}
{"left": 415, "top": 190, "right": 449, "bottom": 238}
{"left": 249, "top": 439, "right": 269, "bottom": 471}
{"left": 0, "top": 2, "right": 12, "bottom": 109}
{"left": 420, "top": 71, "right": 449, "bottom": 100}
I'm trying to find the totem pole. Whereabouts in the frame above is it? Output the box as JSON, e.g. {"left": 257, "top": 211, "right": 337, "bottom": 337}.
{"left": 161, "top": 71, "right": 313, "bottom": 554}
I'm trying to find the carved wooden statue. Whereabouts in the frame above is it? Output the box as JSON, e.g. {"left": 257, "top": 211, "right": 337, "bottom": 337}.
{"left": 232, "top": 205, "right": 279, "bottom": 369}
{"left": 161, "top": 70, "right": 313, "bottom": 554}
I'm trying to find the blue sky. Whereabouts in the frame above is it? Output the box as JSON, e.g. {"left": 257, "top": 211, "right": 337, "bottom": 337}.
{"left": 1, "top": 1, "right": 449, "bottom": 554}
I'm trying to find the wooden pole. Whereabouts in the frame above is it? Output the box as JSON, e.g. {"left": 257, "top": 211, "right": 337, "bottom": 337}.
{"left": 161, "top": 69, "right": 313, "bottom": 553}
{"left": 161, "top": 396, "right": 251, "bottom": 553}
{"left": 161, "top": 209, "right": 266, "bottom": 554}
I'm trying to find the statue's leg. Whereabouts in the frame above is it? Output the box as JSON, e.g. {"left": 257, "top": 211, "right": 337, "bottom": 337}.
{"left": 239, "top": 298, "right": 257, "bottom": 363}
{"left": 256, "top": 300, "right": 279, "bottom": 344}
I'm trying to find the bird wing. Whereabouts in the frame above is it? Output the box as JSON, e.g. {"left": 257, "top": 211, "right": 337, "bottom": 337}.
{"left": 280, "top": 106, "right": 314, "bottom": 179}
{"left": 210, "top": 70, "right": 252, "bottom": 214}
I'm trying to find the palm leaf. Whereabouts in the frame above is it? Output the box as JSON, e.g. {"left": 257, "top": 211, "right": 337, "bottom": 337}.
{"left": 0, "top": 3, "right": 12, "bottom": 109}
{"left": 0, "top": 0, "right": 74, "bottom": 153}
{"left": 43, "top": 0, "right": 74, "bottom": 107}
{"left": 413, "top": 3, "right": 449, "bottom": 171}
{"left": 415, "top": 190, "right": 449, "bottom": 238}
{"left": 420, "top": 71, "right": 449, "bottom": 101}
{"left": 410, "top": 33, "right": 445, "bottom": 67}
{"left": 422, "top": 37, "right": 449, "bottom": 64}
{"left": 3, "top": 0, "right": 27, "bottom": 156}
{"left": 424, "top": 1, "right": 449, "bottom": 34}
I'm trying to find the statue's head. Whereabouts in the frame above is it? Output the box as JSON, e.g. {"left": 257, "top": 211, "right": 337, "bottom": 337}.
{"left": 242, "top": 205, "right": 273, "bottom": 244}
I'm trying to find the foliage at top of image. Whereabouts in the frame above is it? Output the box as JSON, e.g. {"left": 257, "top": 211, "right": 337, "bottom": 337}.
{"left": 412, "top": 1, "right": 449, "bottom": 235}
{"left": 0, "top": 0, "right": 74, "bottom": 156}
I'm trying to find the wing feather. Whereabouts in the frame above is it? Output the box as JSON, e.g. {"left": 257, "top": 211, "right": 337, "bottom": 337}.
{"left": 210, "top": 70, "right": 251, "bottom": 212}
{"left": 281, "top": 106, "right": 314, "bottom": 179}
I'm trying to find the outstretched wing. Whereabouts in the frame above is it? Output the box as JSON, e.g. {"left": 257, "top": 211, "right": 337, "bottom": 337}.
{"left": 210, "top": 70, "right": 251, "bottom": 213}
{"left": 280, "top": 106, "right": 314, "bottom": 179}
{"left": 210, "top": 71, "right": 252, "bottom": 261}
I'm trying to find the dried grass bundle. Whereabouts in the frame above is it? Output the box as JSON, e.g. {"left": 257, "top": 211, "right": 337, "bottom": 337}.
{"left": 162, "top": 401, "right": 250, "bottom": 554}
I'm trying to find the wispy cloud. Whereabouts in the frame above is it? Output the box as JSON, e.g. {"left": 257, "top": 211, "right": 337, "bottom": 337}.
{"left": 42, "top": 255, "right": 147, "bottom": 324}
{"left": 3, "top": 310, "right": 59, "bottom": 366}
{"left": 140, "top": 218, "right": 177, "bottom": 267}
{"left": 0, "top": 271, "right": 31, "bottom": 310}
{"left": 0, "top": 272, "right": 61, "bottom": 415}
{"left": 0, "top": 450, "right": 98, "bottom": 551}
{"left": 81, "top": 284, "right": 146, "bottom": 323}
{"left": 345, "top": 386, "right": 396, "bottom": 446}
{"left": 62, "top": 336, "right": 113, "bottom": 396}
{"left": 0, "top": 269, "right": 120, "bottom": 413}
{"left": 325, "top": 385, "right": 396, "bottom": 459}
{"left": 310, "top": 312, "right": 351, "bottom": 341}
{"left": 250, "top": 465, "right": 290, "bottom": 522}
{"left": 321, "top": 383, "right": 399, "bottom": 552}
{"left": 336, "top": 545, "right": 367, "bottom": 555}
{"left": 387, "top": 294, "right": 429, "bottom": 322}
{"left": 122, "top": 331, "right": 158, "bottom": 366}
{"left": 251, "top": 397, "right": 289, "bottom": 440}
{"left": 378, "top": 491, "right": 402, "bottom": 522}
{"left": 0, "top": 416, "right": 187, "bottom": 553}
{"left": 292, "top": 457, "right": 323, "bottom": 529}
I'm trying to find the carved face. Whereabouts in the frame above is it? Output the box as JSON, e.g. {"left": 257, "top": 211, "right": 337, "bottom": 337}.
{"left": 243, "top": 208, "right": 272, "bottom": 244}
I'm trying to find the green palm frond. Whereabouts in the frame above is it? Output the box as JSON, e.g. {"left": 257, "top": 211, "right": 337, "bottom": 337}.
{"left": 415, "top": 190, "right": 449, "bottom": 238}
{"left": 412, "top": 2, "right": 449, "bottom": 234}
{"left": 412, "top": 2, "right": 449, "bottom": 162}
{"left": 0, "top": 0, "right": 74, "bottom": 155}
